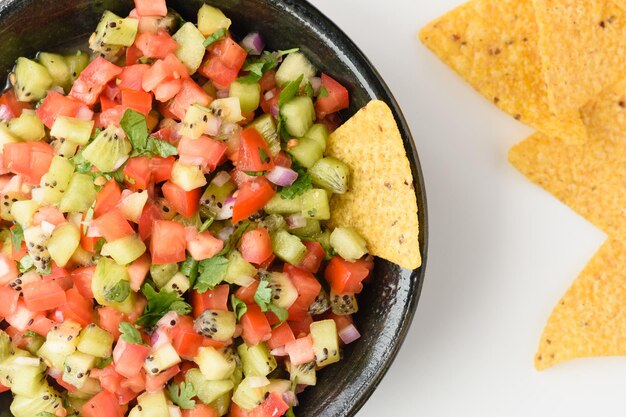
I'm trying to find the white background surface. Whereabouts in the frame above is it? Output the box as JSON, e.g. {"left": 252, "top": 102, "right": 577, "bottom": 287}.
{"left": 308, "top": 1, "right": 626, "bottom": 416}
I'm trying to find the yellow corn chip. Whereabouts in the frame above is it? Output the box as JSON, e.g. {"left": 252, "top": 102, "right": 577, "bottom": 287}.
{"left": 534, "top": 239, "right": 626, "bottom": 370}
{"left": 419, "top": 0, "right": 586, "bottom": 141}
{"left": 326, "top": 100, "right": 421, "bottom": 270}
{"left": 533, "top": 0, "right": 626, "bottom": 116}
{"left": 581, "top": 76, "right": 626, "bottom": 142}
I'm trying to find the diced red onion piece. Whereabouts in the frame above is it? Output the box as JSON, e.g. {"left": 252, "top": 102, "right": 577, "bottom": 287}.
{"left": 286, "top": 214, "right": 307, "bottom": 229}
{"left": 75, "top": 106, "right": 95, "bottom": 121}
{"left": 0, "top": 104, "right": 13, "bottom": 121}
{"left": 217, "top": 89, "right": 229, "bottom": 99}
{"left": 310, "top": 77, "right": 322, "bottom": 95}
{"left": 204, "top": 113, "right": 222, "bottom": 137}
{"left": 266, "top": 165, "right": 298, "bottom": 187}
{"left": 212, "top": 171, "right": 231, "bottom": 187}
{"left": 241, "top": 32, "right": 265, "bottom": 56}
{"left": 295, "top": 384, "right": 306, "bottom": 394}
{"left": 217, "top": 226, "right": 235, "bottom": 241}
{"left": 338, "top": 324, "right": 361, "bottom": 344}
{"left": 282, "top": 391, "right": 299, "bottom": 407}
{"left": 216, "top": 196, "right": 236, "bottom": 221}
{"left": 150, "top": 329, "right": 170, "bottom": 349}
{"left": 156, "top": 311, "right": 179, "bottom": 329}
{"left": 270, "top": 103, "right": 279, "bottom": 118}
{"left": 234, "top": 324, "right": 242, "bottom": 339}
{"left": 270, "top": 347, "right": 288, "bottom": 357}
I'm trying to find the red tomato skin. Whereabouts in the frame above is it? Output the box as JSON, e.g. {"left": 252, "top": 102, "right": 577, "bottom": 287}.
{"left": 113, "top": 339, "right": 151, "bottom": 378}
{"left": 82, "top": 388, "right": 125, "bottom": 417}
{"left": 100, "top": 95, "right": 118, "bottom": 112}
{"left": 0, "top": 89, "right": 32, "bottom": 119}
{"left": 232, "top": 177, "right": 275, "bottom": 223}
{"left": 98, "top": 306, "right": 125, "bottom": 339}
{"left": 27, "top": 315, "right": 56, "bottom": 336}
{"left": 297, "top": 241, "right": 325, "bottom": 273}
{"left": 191, "top": 284, "right": 230, "bottom": 317}
{"left": 249, "top": 392, "right": 289, "bottom": 417}
{"left": 126, "top": 45, "right": 143, "bottom": 66}
{"left": 169, "top": 78, "right": 212, "bottom": 120}
{"left": 121, "top": 88, "right": 153, "bottom": 115}
{"left": 198, "top": 56, "right": 240, "bottom": 89}
{"left": 185, "top": 227, "right": 224, "bottom": 261}
{"left": 71, "top": 267, "right": 95, "bottom": 299}
{"left": 3, "top": 142, "right": 54, "bottom": 184}
{"left": 134, "top": 0, "right": 167, "bottom": 17}
{"left": 267, "top": 322, "right": 296, "bottom": 350}
{"left": 150, "top": 220, "right": 187, "bottom": 264}
{"left": 161, "top": 181, "right": 201, "bottom": 217}
{"left": 23, "top": 280, "right": 66, "bottom": 312}
{"left": 134, "top": 32, "right": 179, "bottom": 59}
{"left": 118, "top": 64, "right": 149, "bottom": 91}
{"left": 315, "top": 73, "right": 350, "bottom": 119}
{"left": 124, "top": 156, "right": 152, "bottom": 191}
{"left": 239, "top": 228, "right": 273, "bottom": 265}
{"left": 183, "top": 404, "right": 218, "bottom": 417}
{"left": 154, "top": 78, "right": 183, "bottom": 102}
{"left": 149, "top": 156, "right": 175, "bottom": 183}
{"left": 284, "top": 265, "right": 322, "bottom": 321}
{"left": 210, "top": 37, "right": 247, "bottom": 71}
{"left": 177, "top": 136, "right": 228, "bottom": 173}
{"left": 324, "top": 256, "right": 373, "bottom": 294}
{"left": 273, "top": 151, "right": 292, "bottom": 168}
{"left": 287, "top": 314, "right": 313, "bottom": 338}
{"left": 145, "top": 364, "right": 180, "bottom": 393}
{"left": 36, "top": 91, "right": 83, "bottom": 128}
{"left": 229, "top": 403, "right": 251, "bottom": 417}
{"left": 95, "top": 179, "right": 122, "bottom": 218}
{"left": 236, "top": 127, "right": 275, "bottom": 172}
{"left": 92, "top": 208, "right": 135, "bottom": 242}
{"left": 0, "top": 286, "right": 19, "bottom": 318}
{"left": 241, "top": 304, "right": 272, "bottom": 346}
{"left": 234, "top": 281, "right": 259, "bottom": 305}
{"left": 70, "top": 57, "right": 123, "bottom": 106}
{"left": 58, "top": 288, "right": 94, "bottom": 326}
{"left": 172, "top": 327, "right": 204, "bottom": 359}
{"left": 128, "top": 253, "right": 150, "bottom": 292}
{"left": 138, "top": 202, "right": 164, "bottom": 241}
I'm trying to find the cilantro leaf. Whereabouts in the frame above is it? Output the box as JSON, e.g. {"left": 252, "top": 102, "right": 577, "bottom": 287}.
{"left": 231, "top": 295, "right": 248, "bottom": 320}
{"left": 318, "top": 86, "right": 329, "bottom": 98}
{"left": 11, "top": 224, "right": 23, "bottom": 251}
{"left": 253, "top": 277, "right": 272, "bottom": 312}
{"left": 23, "top": 330, "right": 39, "bottom": 338}
{"left": 279, "top": 170, "right": 311, "bottom": 199}
{"left": 237, "top": 48, "right": 299, "bottom": 84}
{"left": 120, "top": 109, "right": 149, "bottom": 151}
{"left": 119, "top": 322, "right": 147, "bottom": 345}
{"left": 180, "top": 254, "right": 199, "bottom": 288}
{"left": 18, "top": 255, "right": 34, "bottom": 273}
{"left": 304, "top": 81, "right": 314, "bottom": 98}
{"left": 94, "top": 356, "right": 113, "bottom": 369}
{"left": 217, "top": 221, "right": 251, "bottom": 256}
{"left": 105, "top": 280, "right": 131, "bottom": 303}
{"left": 279, "top": 75, "right": 304, "bottom": 108}
{"left": 136, "top": 284, "right": 192, "bottom": 328}
{"left": 203, "top": 28, "right": 227, "bottom": 47}
{"left": 167, "top": 381, "right": 197, "bottom": 410}
{"left": 269, "top": 304, "right": 289, "bottom": 326}
{"left": 145, "top": 136, "right": 178, "bottom": 157}
{"left": 198, "top": 215, "right": 215, "bottom": 233}
{"left": 194, "top": 256, "right": 229, "bottom": 293}
{"left": 111, "top": 163, "right": 126, "bottom": 184}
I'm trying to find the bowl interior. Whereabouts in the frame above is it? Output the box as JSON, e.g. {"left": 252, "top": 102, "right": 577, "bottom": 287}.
{"left": 0, "top": 1, "right": 428, "bottom": 416}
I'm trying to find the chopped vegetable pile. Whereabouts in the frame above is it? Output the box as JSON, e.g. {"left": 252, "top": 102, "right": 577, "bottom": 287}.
{"left": 0, "top": 1, "right": 375, "bottom": 416}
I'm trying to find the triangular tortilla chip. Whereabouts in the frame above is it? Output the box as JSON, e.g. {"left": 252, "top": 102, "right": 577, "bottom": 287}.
{"left": 533, "top": 0, "right": 626, "bottom": 116}
{"left": 582, "top": 76, "right": 626, "bottom": 142}
{"left": 534, "top": 239, "right": 626, "bottom": 370}
{"left": 419, "top": 0, "right": 586, "bottom": 141}
{"left": 327, "top": 100, "right": 421, "bottom": 270}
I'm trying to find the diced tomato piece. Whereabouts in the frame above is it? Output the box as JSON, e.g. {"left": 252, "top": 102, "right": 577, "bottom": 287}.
{"left": 70, "top": 57, "right": 123, "bottom": 106}
{"left": 324, "top": 256, "right": 373, "bottom": 294}
{"left": 92, "top": 208, "right": 135, "bottom": 242}
{"left": 185, "top": 227, "right": 224, "bottom": 261}
{"left": 273, "top": 151, "right": 292, "bottom": 168}
{"left": 96, "top": 105, "right": 126, "bottom": 128}
{"left": 124, "top": 156, "right": 152, "bottom": 191}
{"left": 82, "top": 387, "right": 124, "bottom": 417}
{"left": 134, "top": 0, "right": 167, "bottom": 17}
{"left": 171, "top": 327, "right": 204, "bottom": 359}
{"left": 119, "top": 64, "right": 149, "bottom": 91}
{"left": 241, "top": 304, "right": 272, "bottom": 346}
{"left": 198, "top": 56, "right": 239, "bottom": 88}
{"left": 142, "top": 59, "right": 171, "bottom": 92}
{"left": 236, "top": 127, "right": 274, "bottom": 172}
{"left": 288, "top": 314, "right": 312, "bottom": 338}
{"left": 120, "top": 371, "right": 146, "bottom": 393}
{"left": 27, "top": 315, "right": 56, "bottom": 336}
{"left": 284, "top": 265, "right": 322, "bottom": 321}
{"left": 250, "top": 392, "right": 289, "bottom": 417}
{"left": 267, "top": 322, "right": 295, "bottom": 350}
{"left": 98, "top": 306, "right": 126, "bottom": 339}
{"left": 145, "top": 363, "right": 180, "bottom": 393}
{"left": 260, "top": 87, "right": 279, "bottom": 115}
{"left": 297, "top": 241, "right": 325, "bottom": 273}
{"left": 0, "top": 286, "right": 19, "bottom": 318}
{"left": 234, "top": 281, "right": 259, "bottom": 305}
{"left": 134, "top": 32, "right": 179, "bottom": 59}
{"left": 163, "top": 54, "right": 190, "bottom": 79}
{"left": 121, "top": 89, "right": 153, "bottom": 115}
{"left": 161, "top": 181, "right": 201, "bottom": 217}
{"left": 45, "top": 264, "right": 73, "bottom": 290}
{"left": 211, "top": 37, "right": 247, "bottom": 71}
{"left": 90, "top": 364, "right": 123, "bottom": 393}
{"left": 259, "top": 70, "right": 276, "bottom": 92}
{"left": 32, "top": 207, "right": 67, "bottom": 228}
{"left": 190, "top": 284, "right": 230, "bottom": 317}
{"left": 113, "top": 338, "right": 151, "bottom": 378}
{"left": 0, "top": 253, "right": 18, "bottom": 285}
{"left": 168, "top": 79, "right": 212, "bottom": 121}
{"left": 183, "top": 404, "right": 218, "bottom": 417}
{"left": 232, "top": 177, "right": 275, "bottom": 223}
{"left": 116, "top": 385, "right": 140, "bottom": 405}
{"left": 284, "top": 335, "right": 314, "bottom": 365}
{"left": 239, "top": 228, "right": 273, "bottom": 265}
{"left": 23, "top": 280, "right": 66, "bottom": 312}
{"left": 5, "top": 300, "right": 36, "bottom": 331}
{"left": 128, "top": 253, "right": 150, "bottom": 292}
{"left": 36, "top": 91, "right": 83, "bottom": 128}
{"left": 178, "top": 136, "right": 227, "bottom": 173}
{"left": 229, "top": 403, "right": 252, "bottom": 417}
{"left": 150, "top": 220, "right": 186, "bottom": 264}
{"left": 71, "top": 266, "right": 95, "bottom": 299}
{"left": 150, "top": 156, "right": 175, "bottom": 183}
{"left": 315, "top": 73, "right": 350, "bottom": 119}
{"left": 0, "top": 89, "right": 32, "bottom": 119}
{"left": 138, "top": 202, "right": 164, "bottom": 241}
{"left": 154, "top": 78, "right": 183, "bottom": 102}
{"left": 95, "top": 179, "right": 123, "bottom": 218}
{"left": 57, "top": 288, "right": 94, "bottom": 326}
{"left": 3, "top": 142, "right": 54, "bottom": 184}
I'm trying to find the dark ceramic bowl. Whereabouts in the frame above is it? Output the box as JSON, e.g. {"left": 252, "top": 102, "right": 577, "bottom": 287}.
{"left": 0, "top": 1, "right": 428, "bottom": 416}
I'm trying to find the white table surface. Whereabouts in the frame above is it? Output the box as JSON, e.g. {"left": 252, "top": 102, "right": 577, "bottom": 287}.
{"left": 308, "top": 1, "right": 626, "bottom": 416}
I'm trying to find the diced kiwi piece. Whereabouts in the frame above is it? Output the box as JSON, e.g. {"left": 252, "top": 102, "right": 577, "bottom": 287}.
{"left": 173, "top": 22, "right": 206, "bottom": 73}
{"left": 91, "top": 11, "right": 138, "bottom": 49}
{"left": 225, "top": 250, "right": 257, "bottom": 287}
{"left": 10, "top": 361, "right": 46, "bottom": 397}
{"left": 171, "top": 161, "right": 207, "bottom": 191}
{"left": 91, "top": 257, "right": 134, "bottom": 314}
{"left": 8, "top": 110, "right": 45, "bottom": 142}
{"left": 163, "top": 272, "right": 190, "bottom": 296}
{"left": 304, "top": 123, "right": 328, "bottom": 152}
{"left": 10, "top": 384, "right": 62, "bottom": 417}
{"left": 10, "top": 200, "right": 39, "bottom": 228}
{"left": 100, "top": 234, "right": 146, "bottom": 265}
{"left": 309, "top": 157, "right": 350, "bottom": 194}
{"left": 288, "top": 137, "right": 323, "bottom": 169}
{"left": 150, "top": 263, "right": 179, "bottom": 289}
{"left": 82, "top": 126, "right": 131, "bottom": 173}
{"left": 310, "top": 319, "right": 340, "bottom": 367}
{"left": 211, "top": 392, "right": 232, "bottom": 417}
{"left": 249, "top": 114, "right": 280, "bottom": 157}
{"left": 63, "top": 351, "right": 96, "bottom": 389}
{"left": 301, "top": 189, "right": 330, "bottom": 220}
{"left": 271, "top": 230, "right": 306, "bottom": 265}
{"left": 137, "top": 391, "right": 169, "bottom": 417}
{"left": 50, "top": 116, "right": 94, "bottom": 146}
{"left": 0, "top": 123, "right": 19, "bottom": 154}
{"left": 65, "top": 51, "right": 89, "bottom": 85}
{"left": 268, "top": 272, "right": 298, "bottom": 309}
{"left": 201, "top": 177, "right": 236, "bottom": 216}
{"left": 13, "top": 57, "right": 53, "bottom": 102}
{"left": 48, "top": 223, "right": 81, "bottom": 267}
{"left": 36, "top": 155, "right": 75, "bottom": 206}
{"left": 0, "top": 330, "right": 12, "bottom": 362}
{"left": 37, "top": 52, "right": 71, "bottom": 90}
{"left": 275, "top": 52, "right": 317, "bottom": 87}
{"left": 281, "top": 96, "right": 316, "bottom": 138}
{"left": 195, "top": 346, "right": 236, "bottom": 381}
{"left": 210, "top": 97, "right": 243, "bottom": 123}
{"left": 230, "top": 81, "right": 261, "bottom": 114}
{"left": 59, "top": 173, "right": 97, "bottom": 213}
{"left": 186, "top": 368, "right": 234, "bottom": 404}
{"left": 232, "top": 376, "right": 269, "bottom": 411}
{"left": 51, "top": 137, "right": 80, "bottom": 158}
{"left": 197, "top": 4, "right": 232, "bottom": 37}
{"left": 77, "top": 324, "right": 114, "bottom": 358}
{"left": 144, "top": 343, "right": 181, "bottom": 376}
{"left": 194, "top": 310, "right": 237, "bottom": 342}
{"left": 238, "top": 343, "right": 277, "bottom": 377}
{"left": 330, "top": 289, "right": 358, "bottom": 315}
{"left": 290, "top": 218, "right": 321, "bottom": 238}
{"left": 287, "top": 359, "right": 316, "bottom": 386}
{"left": 329, "top": 227, "right": 368, "bottom": 261}
{"left": 179, "top": 104, "right": 212, "bottom": 140}
{"left": 264, "top": 193, "right": 302, "bottom": 215}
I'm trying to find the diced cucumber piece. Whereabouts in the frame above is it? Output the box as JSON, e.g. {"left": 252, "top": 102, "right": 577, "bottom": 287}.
{"left": 179, "top": 104, "right": 212, "bottom": 140}
{"left": 101, "top": 234, "right": 146, "bottom": 265}
{"left": 150, "top": 263, "right": 179, "bottom": 289}
{"left": 287, "top": 359, "right": 316, "bottom": 386}
{"left": 301, "top": 189, "right": 330, "bottom": 220}
{"left": 310, "top": 157, "right": 350, "bottom": 194}
{"left": 329, "top": 227, "right": 368, "bottom": 261}
{"left": 91, "top": 257, "right": 134, "bottom": 314}
{"left": 310, "top": 319, "right": 340, "bottom": 367}
{"left": 200, "top": 177, "right": 236, "bottom": 216}
{"left": 210, "top": 97, "right": 244, "bottom": 123}
{"left": 281, "top": 96, "right": 316, "bottom": 138}
{"left": 50, "top": 116, "right": 94, "bottom": 146}
{"left": 8, "top": 110, "right": 45, "bottom": 141}
{"left": 186, "top": 368, "right": 234, "bottom": 404}
{"left": 249, "top": 114, "right": 280, "bottom": 156}
{"left": 195, "top": 346, "right": 236, "bottom": 381}
{"left": 290, "top": 218, "right": 321, "bottom": 238}
{"left": 304, "top": 123, "right": 329, "bottom": 152}
{"left": 137, "top": 390, "right": 169, "bottom": 417}
{"left": 275, "top": 52, "right": 317, "bottom": 87}
{"left": 144, "top": 343, "right": 181, "bottom": 376}
{"left": 264, "top": 193, "right": 302, "bottom": 214}
{"left": 82, "top": 126, "right": 131, "bottom": 173}
{"left": 197, "top": 4, "right": 232, "bottom": 37}
{"left": 225, "top": 250, "right": 257, "bottom": 287}
{"left": 77, "top": 324, "right": 114, "bottom": 358}
{"left": 63, "top": 351, "right": 96, "bottom": 389}
{"left": 173, "top": 22, "right": 206, "bottom": 73}
{"left": 230, "top": 81, "right": 261, "bottom": 113}
{"left": 238, "top": 343, "right": 277, "bottom": 377}
{"left": 232, "top": 376, "right": 269, "bottom": 411}
{"left": 36, "top": 155, "right": 75, "bottom": 206}
{"left": 37, "top": 52, "right": 71, "bottom": 90}
{"left": 163, "top": 272, "right": 190, "bottom": 296}
{"left": 59, "top": 173, "right": 97, "bottom": 213}
{"left": 47, "top": 222, "right": 80, "bottom": 267}
{"left": 271, "top": 230, "right": 306, "bottom": 265}
{"left": 171, "top": 161, "right": 207, "bottom": 191}
{"left": 13, "top": 57, "right": 53, "bottom": 102}
{"left": 288, "top": 137, "right": 323, "bottom": 169}
{"left": 65, "top": 51, "right": 89, "bottom": 85}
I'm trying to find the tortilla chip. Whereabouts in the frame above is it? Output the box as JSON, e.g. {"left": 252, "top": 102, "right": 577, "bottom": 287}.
{"left": 535, "top": 239, "right": 626, "bottom": 370}
{"left": 419, "top": 0, "right": 586, "bottom": 141}
{"left": 326, "top": 100, "right": 421, "bottom": 270}
{"left": 581, "top": 76, "right": 626, "bottom": 142}
{"left": 533, "top": 0, "right": 626, "bottom": 116}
